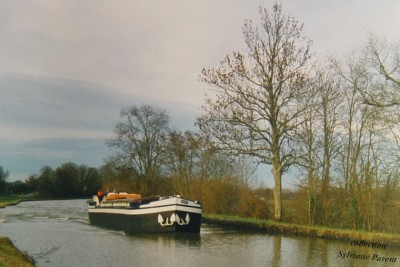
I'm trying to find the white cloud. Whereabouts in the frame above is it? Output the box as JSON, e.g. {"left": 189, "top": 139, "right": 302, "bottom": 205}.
{"left": 0, "top": 1, "right": 262, "bottom": 107}
{"left": 280, "top": 0, "right": 400, "bottom": 56}
{"left": 0, "top": 73, "right": 199, "bottom": 140}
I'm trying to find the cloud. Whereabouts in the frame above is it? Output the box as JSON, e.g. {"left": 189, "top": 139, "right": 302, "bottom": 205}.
{"left": 0, "top": 1, "right": 262, "bottom": 108}
{"left": 0, "top": 74, "right": 118, "bottom": 139}
{"left": 1, "top": 74, "right": 199, "bottom": 134}
{"left": 280, "top": 0, "right": 400, "bottom": 55}
{"left": 0, "top": 136, "right": 108, "bottom": 181}
{"left": 0, "top": 73, "right": 200, "bottom": 181}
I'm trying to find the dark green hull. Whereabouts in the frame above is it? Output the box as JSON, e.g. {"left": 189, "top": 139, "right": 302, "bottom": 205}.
{"left": 89, "top": 210, "right": 201, "bottom": 234}
{"left": 88, "top": 196, "right": 202, "bottom": 234}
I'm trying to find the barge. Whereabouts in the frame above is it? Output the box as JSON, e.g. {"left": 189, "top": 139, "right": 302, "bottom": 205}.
{"left": 88, "top": 192, "right": 202, "bottom": 234}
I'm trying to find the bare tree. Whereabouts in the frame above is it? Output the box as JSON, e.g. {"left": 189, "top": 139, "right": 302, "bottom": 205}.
{"left": 198, "top": 3, "right": 312, "bottom": 221}
{"left": 332, "top": 52, "right": 372, "bottom": 191}
{"left": 360, "top": 35, "right": 400, "bottom": 107}
{"left": 296, "top": 68, "right": 342, "bottom": 225}
{"left": 107, "top": 104, "right": 169, "bottom": 194}
{"left": 361, "top": 35, "right": 400, "bottom": 153}
{"left": 294, "top": 76, "right": 319, "bottom": 225}
{"left": 166, "top": 130, "right": 200, "bottom": 196}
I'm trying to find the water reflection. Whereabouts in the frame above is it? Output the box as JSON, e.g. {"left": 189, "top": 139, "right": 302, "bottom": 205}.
{"left": 0, "top": 200, "right": 399, "bottom": 267}
{"left": 272, "top": 234, "right": 281, "bottom": 267}
{"left": 132, "top": 232, "right": 202, "bottom": 248}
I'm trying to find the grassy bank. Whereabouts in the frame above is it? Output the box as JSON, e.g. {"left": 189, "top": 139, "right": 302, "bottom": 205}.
{"left": 0, "top": 237, "right": 35, "bottom": 267}
{"left": 202, "top": 213, "right": 400, "bottom": 246}
{"left": 0, "top": 196, "right": 34, "bottom": 209}
{"left": 0, "top": 196, "right": 21, "bottom": 208}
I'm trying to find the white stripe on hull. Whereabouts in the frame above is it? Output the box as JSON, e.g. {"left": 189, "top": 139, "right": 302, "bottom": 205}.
{"left": 88, "top": 205, "right": 201, "bottom": 215}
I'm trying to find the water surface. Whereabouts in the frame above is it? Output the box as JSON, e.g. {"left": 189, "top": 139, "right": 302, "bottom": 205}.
{"left": 0, "top": 200, "right": 398, "bottom": 266}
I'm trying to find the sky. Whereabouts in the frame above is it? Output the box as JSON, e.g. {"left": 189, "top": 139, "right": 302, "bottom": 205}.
{"left": 1, "top": 0, "right": 399, "bottom": 187}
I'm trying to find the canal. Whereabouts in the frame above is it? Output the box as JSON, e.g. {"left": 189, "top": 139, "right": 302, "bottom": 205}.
{"left": 0, "top": 199, "right": 398, "bottom": 266}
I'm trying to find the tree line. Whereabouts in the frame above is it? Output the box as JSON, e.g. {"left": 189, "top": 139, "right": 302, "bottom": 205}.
{"left": 0, "top": 163, "right": 102, "bottom": 198}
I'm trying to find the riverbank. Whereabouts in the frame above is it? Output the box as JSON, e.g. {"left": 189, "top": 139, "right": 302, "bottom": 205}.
{"left": 0, "top": 237, "right": 35, "bottom": 267}
{"left": 0, "top": 196, "right": 22, "bottom": 208}
{"left": 0, "top": 196, "right": 35, "bottom": 208}
{"left": 202, "top": 213, "right": 400, "bottom": 247}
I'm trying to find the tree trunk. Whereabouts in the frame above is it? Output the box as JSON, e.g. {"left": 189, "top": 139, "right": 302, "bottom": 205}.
{"left": 272, "top": 161, "right": 282, "bottom": 221}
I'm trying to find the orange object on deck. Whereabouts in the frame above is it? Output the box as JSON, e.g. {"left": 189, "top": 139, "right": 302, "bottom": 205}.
{"left": 105, "top": 193, "right": 141, "bottom": 201}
